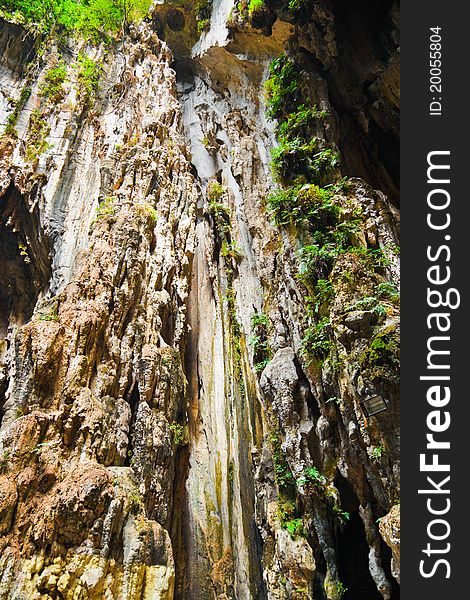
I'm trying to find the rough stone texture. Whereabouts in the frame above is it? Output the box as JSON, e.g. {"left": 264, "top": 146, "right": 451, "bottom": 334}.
{"left": 379, "top": 504, "right": 400, "bottom": 584}
{"left": 0, "top": 16, "right": 196, "bottom": 599}
{"left": 0, "top": 1, "right": 400, "bottom": 599}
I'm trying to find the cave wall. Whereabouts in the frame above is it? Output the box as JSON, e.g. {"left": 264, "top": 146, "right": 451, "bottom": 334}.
{"left": 0, "top": 1, "right": 400, "bottom": 599}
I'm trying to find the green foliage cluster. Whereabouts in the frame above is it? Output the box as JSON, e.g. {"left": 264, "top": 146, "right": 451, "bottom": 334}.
{"left": 336, "top": 581, "right": 348, "bottom": 598}
{"left": 264, "top": 56, "right": 301, "bottom": 121}
{"left": 344, "top": 292, "right": 388, "bottom": 319}
{"left": 270, "top": 429, "right": 295, "bottom": 489}
{"left": 169, "top": 422, "right": 187, "bottom": 446}
{"left": 40, "top": 64, "right": 67, "bottom": 102}
{"left": 308, "top": 279, "right": 334, "bottom": 315}
{"left": 277, "top": 498, "right": 305, "bottom": 539}
{"left": 95, "top": 196, "right": 116, "bottom": 221}
{"left": 25, "top": 108, "right": 52, "bottom": 162}
{"left": 0, "top": 450, "right": 10, "bottom": 474}
{"left": 263, "top": 54, "right": 395, "bottom": 366}
{"left": 375, "top": 281, "right": 399, "bottom": 303}
{"left": 1, "top": 0, "right": 152, "bottom": 37}
{"left": 77, "top": 54, "right": 102, "bottom": 105}
{"left": 300, "top": 316, "right": 331, "bottom": 363}
{"left": 38, "top": 307, "right": 59, "bottom": 321}
{"left": 135, "top": 202, "right": 158, "bottom": 223}
{"left": 207, "top": 180, "right": 224, "bottom": 201}
{"left": 296, "top": 465, "right": 326, "bottom": 487}
{"left": 271, "top": 141, "right": 339, "bottom": 187}
{"left": 248, "top": 0, "right": 264, "bottom": 15}
{"left": 332, "top": 504, "right": 350, "bottom": 525}
{"left": 221, "top": 240, "right": 243, "bottom": 261}
{"left": 195, "top": 0, "right": 212, "bottom": 33}
{"left": 248, "top": 311, "right": 272, "bottom": 373}
{"left": 267, "top": 183, "right": 338, "bottom": 227}
{"left": 370, "top": 445, "right": 385, "bottom": 461}
{"left": 4, "top": 86, "right": 31, "bottom": 137}
{"left": 360, "top": 325, "right": 400, "bottom": 379}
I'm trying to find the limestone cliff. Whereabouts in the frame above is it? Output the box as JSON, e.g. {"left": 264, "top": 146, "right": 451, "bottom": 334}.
{"left": 0, "top": 1, "right": 400, "bottom": 599}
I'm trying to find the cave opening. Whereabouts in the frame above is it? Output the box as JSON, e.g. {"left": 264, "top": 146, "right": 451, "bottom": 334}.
{"left": 334, "top": 473, "right": 398, "bottom": 600}
{"left": 0, "top": 184, "right": 51, "bottom": 424}
{"left": 329, "top": 0, "right": 400, "bottom": 206}
{"left": 337, "top": 510, "right": 382, "bottom": 600}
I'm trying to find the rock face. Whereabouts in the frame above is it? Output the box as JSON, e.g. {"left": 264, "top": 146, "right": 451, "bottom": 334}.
{"left": 0, "top": 1, "right": 400, "bottom": 599}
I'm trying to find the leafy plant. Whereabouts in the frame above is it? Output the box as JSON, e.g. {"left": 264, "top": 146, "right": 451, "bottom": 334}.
{"left": 297, "top": 465, "right": 327, "bottom": 488}
{"left": 264, "top": 55, "right": 301, "bottom": 121}
{"left": 3, "top": 85, "right": 31, "bottom": 137}
{"left": 277, "top": 103, "right": 327, "bottom": 142}
{"left": 301, "top": 317, "right": 331, "bottom": 363}
{"left": 135, "top": 202, "right": 157, "bottom": 223}
{"left": 95, "top": 196, "right": 116, "bottom": 221}
{"left": 248, "top": 0, "right": 264, "bottom": 15}
{"left": 195, "top": 0, "right": 212, "bottom": 33}
{"left": 25, "top": 108, "right": 51, "bottom": 162}
{"left": 207, "top": 196, "right": 231, "bottom": 238}
{"left": 361, "top": 326, "right": 400, "bottom": 376}
{"left": 337, "top": 581, "right": 348, "bottom": 598}
{"left": 77, "top": 54, "right": 102, "bottom": 105}
{"left": 333, "top": 504, "right": 350, "bottom": 525}
{"left": 40, "top": 64, "right": 67, "bottom": 102}
{"left": 221, "top": 240, "right": 243, "bottom": 261}
{"left": 1, "top": 0, "right": 152, "bottom": 38}
{"left": 277, "top": 498, "right": 305, "bottom": 539}
{"left": 207, "top": 180, "right": 224, "bottom": 201}
{"left": 39, "top": 307, "right": 59, "bottom": 321}
{"left": 270, "top": 430, "right": 294, "bottom": 489}
{"left": 375, "top": 281, "right": 399, "bottom": 303}
{"left": 169, "top": 422, "right": 187, "bottom": 446}
{"left": 249, "top": 311, "right": 271, "bottom": 373}
{"left": 371, "top": 445, "right": 385, "bottom": 461}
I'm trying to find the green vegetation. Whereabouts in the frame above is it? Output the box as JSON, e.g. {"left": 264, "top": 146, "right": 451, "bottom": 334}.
{"left": 38, "top": 306, "right": 59, "bottom": 321}
{"left": 300, "top": 317, "right": 331, "bottom": 363}
{"left": 264, "top": 56, "right": 301, "bottom": 121}
{"left": 371, "top": 445, "right": 385, "bottom": 460}
{"left": 277, "top": 498, "right": 305, "bottom": 539}
{"left": 263, "top": 52, "right": 400, "bottom": 371}
{"left": 337, "top": 581, "right": 348, "bottom": 598}
{"left": 360, "top": 325, "right": 400, "bottom": 378}
{"left": 248, "top": 311, "right": 271, "bottom": 373}
{"left": 221, "top": 240, "right": 243, "bottom": 262}
{"left": 375, "top": 281, "right": 399, "bottom": 303}
{"left": 248, "top": 0, "right": 264, "bottom": 15}
{"left": 169, "top": 422, "right": 187, "bottom": 446}
{"left": 270, "top": 429, "right": 295, "bottom": 489}
{"left": 4, "top": 86, "right": 31, "bottom": 137}
{"left": 1, "top": 0, "right": 152, "bottom": 38}
{"left": 267, "top": 184, "right": 338, "bottom": 227}
{"left": 195, "top": 0, "right": 212, "bottom": 33}
{"left": 207, "top": 180, "right": 224, "bottom": 201}
{"left": 95, "top": 196, "right": 116, "bottom": 221}
{"left": 0, "top": 450, "right": 10, "bottom": 474}
{"left": 25, "top": 108, "right": 52, "bottom": 162}
{"left": 333, "top": 504, "right": 350, "bottom": 525}
{"left": 297, "top": 465, "right": 327, "bottom": 488}
{"left": 40, "top": 64, "right": 67, "bottom": 102}
{"left": 271, "top": 141, "right": 339, "bottom": 187}
{"left": 77, "top": 54, "right": 102, "bottom": 105}
{"left": 135, "top": 202, "right": 158, "bottom": 223}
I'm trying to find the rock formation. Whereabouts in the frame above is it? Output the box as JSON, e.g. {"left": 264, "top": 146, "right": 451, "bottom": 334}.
{"left": 0, "top": 1, "right": 400, "bottom": 598}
